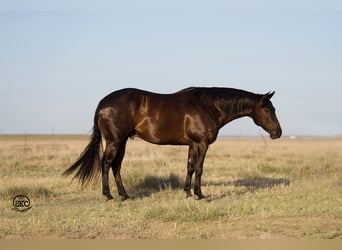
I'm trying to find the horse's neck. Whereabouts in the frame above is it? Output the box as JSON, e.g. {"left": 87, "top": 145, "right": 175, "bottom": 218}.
{"left": 216, "top": 95, "right": 256, "bottom": 127}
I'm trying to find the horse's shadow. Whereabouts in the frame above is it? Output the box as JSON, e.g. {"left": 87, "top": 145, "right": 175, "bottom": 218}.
{"left": 129, "top": 173, "right": 290, "bottom": 199}
{"left": 233, "top": 176, "right": 290, "bottom": 190}
{"left": 204, "top": 176, "right": 290, "bottom": 200}
{"left": 128, "top": 173, "right": 183, "bottom": 198}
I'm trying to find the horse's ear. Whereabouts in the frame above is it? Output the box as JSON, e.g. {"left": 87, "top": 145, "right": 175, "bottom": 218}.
{"left": 260, "top": 91, "right": 275, "bottom": 106}
{"left": 262, "top": 91, "right": 275, "bottom": 101}
{"left": 265, "top": 91, "right": 275, "bottom": 99}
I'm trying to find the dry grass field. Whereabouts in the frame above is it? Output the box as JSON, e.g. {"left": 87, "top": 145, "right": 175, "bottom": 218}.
{"left": 0, "top": 134, "right": 341, "bottom": 239}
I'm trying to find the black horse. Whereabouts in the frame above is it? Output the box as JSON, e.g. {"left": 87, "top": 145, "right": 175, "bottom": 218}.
{"left": 63, "top": 87, "right": 282, "bottom": 200}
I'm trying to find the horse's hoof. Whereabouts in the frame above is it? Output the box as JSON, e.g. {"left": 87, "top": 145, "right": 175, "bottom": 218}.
{"left": 185, "top": 192, "right": 193, "bottom": 198}
{"left": 120, "top": 195, "right": 130, "bottom": 201}
{"left": 106, "top": 196, "right": 114, "bottom": 201}
{"left": 195, "top": 194, "right": 206, "bottom": 200}
{"left": 184, "top": 188, "right": 193, "bottom": 198}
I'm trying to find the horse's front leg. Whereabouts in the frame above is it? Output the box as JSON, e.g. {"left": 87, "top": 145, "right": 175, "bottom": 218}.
{"left": 187, "top": 143, "right": 208, "bottom": 200}
{"left": 184, "top": 152, "right": 195, "bottom": 197}
{"left": 194, "top": 164, "right": 205, "bottom": 200}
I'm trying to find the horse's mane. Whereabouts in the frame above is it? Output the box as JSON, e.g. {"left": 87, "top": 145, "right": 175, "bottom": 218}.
{"left": 177, "top": 86, "right": 196, "bottom": 93}
{"left": 187, "top": 87, "right": 260, "bottom": 114}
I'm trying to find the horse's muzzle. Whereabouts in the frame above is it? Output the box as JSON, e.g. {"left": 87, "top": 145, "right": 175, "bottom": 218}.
{"left": 270, "top": 129, "right": 282, "bottom": 139}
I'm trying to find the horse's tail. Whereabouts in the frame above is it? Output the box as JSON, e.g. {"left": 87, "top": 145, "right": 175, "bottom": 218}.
{"left": 63, "top": 113, "right": 102, "bottom": 186}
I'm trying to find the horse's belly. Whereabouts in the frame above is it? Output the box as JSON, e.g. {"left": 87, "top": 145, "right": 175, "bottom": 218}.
{"left": 134, "top": 117, "right": 188, "bottom": 145}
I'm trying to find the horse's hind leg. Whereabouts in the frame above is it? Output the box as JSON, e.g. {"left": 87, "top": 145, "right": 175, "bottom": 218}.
{"left": 102, "top": 141, "right": 120, "bottom": 200}
{"left": 111, "top": 139, "right": 130, "bottom": 200}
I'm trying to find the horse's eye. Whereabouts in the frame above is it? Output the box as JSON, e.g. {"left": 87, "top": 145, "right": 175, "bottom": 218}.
{"left": 264, "top": 108, "right": 270, "bottom": 113}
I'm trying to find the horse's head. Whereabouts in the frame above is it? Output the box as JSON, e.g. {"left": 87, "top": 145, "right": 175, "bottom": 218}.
{"left": 252, "top": 91, "right": 282, "bottom": 139}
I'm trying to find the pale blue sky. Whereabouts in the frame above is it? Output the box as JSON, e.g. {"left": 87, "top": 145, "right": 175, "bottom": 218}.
{"left": 0, "top": 1, "right": 341, "bottom": 136}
